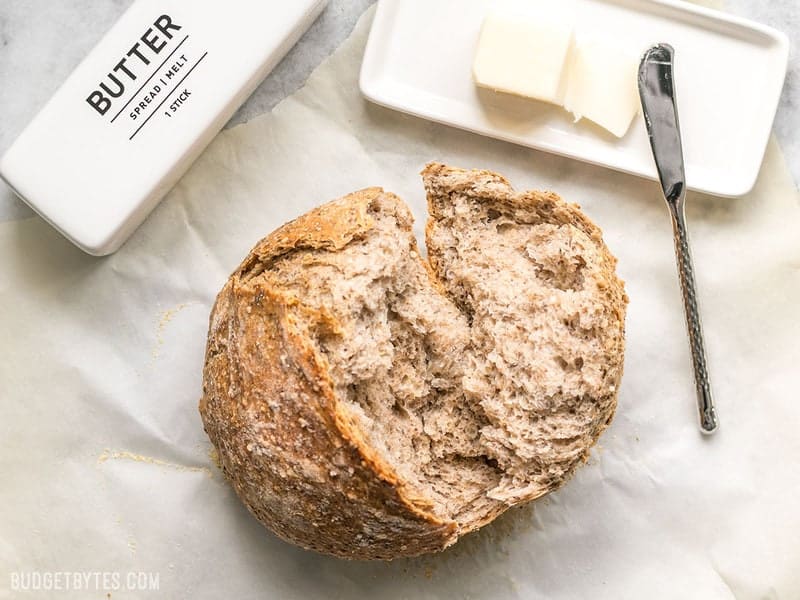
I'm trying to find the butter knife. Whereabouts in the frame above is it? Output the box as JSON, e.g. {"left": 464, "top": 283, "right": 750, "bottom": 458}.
{"left": 638, "top": 44, "right": 719, "bottom": 435}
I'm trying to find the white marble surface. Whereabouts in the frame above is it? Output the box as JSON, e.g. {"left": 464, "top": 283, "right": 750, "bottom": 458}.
{"left": 0, "top": 0, "right": 796, "bottom": 222}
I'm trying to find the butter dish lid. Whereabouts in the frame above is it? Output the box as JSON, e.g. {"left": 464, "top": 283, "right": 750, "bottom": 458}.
{"left": 0, "top": 0, "right": 327, "bottom": 255}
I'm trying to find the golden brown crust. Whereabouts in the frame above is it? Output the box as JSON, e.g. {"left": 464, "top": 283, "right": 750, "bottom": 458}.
{"left": 422, "top": 162, "right": 615, "bottom": 251}
{"left": 201, "top": 188, "right": 458, "bottom": 560}
{"left": 235, "top": 187, "right": 381, "bottom": 282}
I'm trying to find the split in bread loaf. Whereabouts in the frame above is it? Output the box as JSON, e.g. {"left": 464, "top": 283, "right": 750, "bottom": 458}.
{"left": 200, "top": 163, "right": 627, "bottom": 560}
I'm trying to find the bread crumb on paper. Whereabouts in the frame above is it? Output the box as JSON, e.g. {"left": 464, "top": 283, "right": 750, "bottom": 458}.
{"left": 97, "top": 449, "right": 213, "bottom": 478}
{"left": 208, "top": 445, "right": 221, "bottom": 469}
{"left": 152, "top": 302, "right": 195, "bottom": 360}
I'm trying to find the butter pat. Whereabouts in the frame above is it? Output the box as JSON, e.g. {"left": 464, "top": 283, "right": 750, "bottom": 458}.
{"left": 564, "top": 38, "right": 641, "bottom": 137}
{"left": 472, "top": 6, "right": 641, "bottom": 139}
{"left": 472, "top": 8, "right": 574, "bottom": 105}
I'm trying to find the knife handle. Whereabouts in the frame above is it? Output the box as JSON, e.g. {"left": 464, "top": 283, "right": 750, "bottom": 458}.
{"left": 668, "top": 201, "right": 719, "bottom": 434}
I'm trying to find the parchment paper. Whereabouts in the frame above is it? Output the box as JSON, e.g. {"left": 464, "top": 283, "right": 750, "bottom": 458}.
{"left": 2, "top": 5, "right": 799, "bottom": 599}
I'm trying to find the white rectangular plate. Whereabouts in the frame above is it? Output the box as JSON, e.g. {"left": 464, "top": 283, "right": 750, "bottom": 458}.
{"left": 360, "top": 0, "right": 789, "bottom": 197}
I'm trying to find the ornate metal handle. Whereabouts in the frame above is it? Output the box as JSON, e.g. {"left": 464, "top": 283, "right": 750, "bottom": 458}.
{"left": 668, "top": 200, "right": 719, "bottom": 434}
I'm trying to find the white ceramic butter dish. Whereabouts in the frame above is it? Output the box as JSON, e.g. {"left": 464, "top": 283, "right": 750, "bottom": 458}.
{"left": 0, "top": 0, "right": 327, "bottom": 255}
{"left": 360, "top": 0, "right": 789, "bottom": 197}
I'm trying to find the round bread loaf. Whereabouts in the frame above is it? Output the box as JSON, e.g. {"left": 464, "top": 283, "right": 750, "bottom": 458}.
{"left": 200, "top": 163, "right": 627, "bottom": 560}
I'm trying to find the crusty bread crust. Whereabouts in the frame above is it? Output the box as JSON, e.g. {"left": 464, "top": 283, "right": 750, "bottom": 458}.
{"left": 200, "top": 167, "right": 628, "bottom": 560}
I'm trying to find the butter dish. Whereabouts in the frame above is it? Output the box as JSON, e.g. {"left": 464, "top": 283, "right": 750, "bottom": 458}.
{"left": 360, "top": 0, "right": 789, "bottom": 197}
{"left": 0, "top": 0, "right": 327, "bottom": 255}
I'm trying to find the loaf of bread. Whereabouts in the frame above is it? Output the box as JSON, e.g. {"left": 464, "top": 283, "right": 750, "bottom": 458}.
{"left": 200, "top": 163, "right": 627, "bottom": 560}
